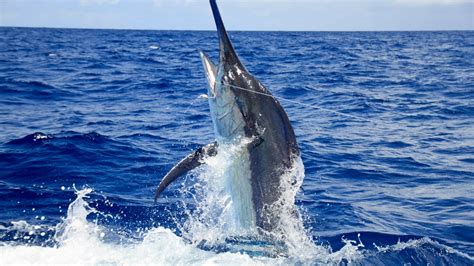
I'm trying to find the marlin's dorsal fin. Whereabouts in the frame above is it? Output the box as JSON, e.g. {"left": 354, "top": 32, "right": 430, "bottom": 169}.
{"left": 210, "top": 0, "right": 243, "bottom": 66}
{"left": 155, "top": 142, "right": 218, "bottom": 200}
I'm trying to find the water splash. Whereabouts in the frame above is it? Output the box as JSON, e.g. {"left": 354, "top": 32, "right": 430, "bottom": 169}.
{"left": 179, "top": 140, "right": 256, "bottom": 245}
{"left": 0, "top": 188, "right": 265, "bottom": 265}
{"left": 1, "top": 187, "right": 471, "bottom": 265}
{"left": 174, "top": 139, "right": 327, "bottom": 259}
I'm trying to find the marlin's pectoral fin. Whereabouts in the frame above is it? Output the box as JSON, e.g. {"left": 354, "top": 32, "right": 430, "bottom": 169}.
{"left": 155, "top": 141, "right": 218, "bottom": 201}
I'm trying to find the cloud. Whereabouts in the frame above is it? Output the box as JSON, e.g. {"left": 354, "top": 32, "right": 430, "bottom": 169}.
{"left": 394, "top": 0, "right": 473, "bottom": 5}
{"left": 152, "top": 0, "right": 472, "bottom": 2}
{"left": 152, "top": 0, "right": 198, "bottom": 7}
{"left": 79, "top": 0, "right": 120, "bottom": 6}
{"left": 148, "top": 0, "right": 473, "bottom": 6}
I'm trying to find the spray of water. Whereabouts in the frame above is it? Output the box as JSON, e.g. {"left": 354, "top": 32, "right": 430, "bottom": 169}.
{"left": 179, "top": 140, "right": 257, "bottom": 245}
{"left": 1, "top": 186, "right": 468, "bottom": 265}
{"left": 0, "top": 188, "right": 266, "bottom": 265}
{"left": 174, "top": 138, "right": 328, "bottom": 259}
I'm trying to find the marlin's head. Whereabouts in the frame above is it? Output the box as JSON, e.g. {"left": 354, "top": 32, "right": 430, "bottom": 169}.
{"left": 198, "top": 0, "right": 257, "bottom": 141}
{"left": 199, "top": 48, "right": 246, "bottom": 141}
{"left": 199, "top": 0, "right": 246, "bottom": 101}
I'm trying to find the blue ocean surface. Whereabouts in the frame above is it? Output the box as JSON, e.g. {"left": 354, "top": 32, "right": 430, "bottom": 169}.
{"left": 0, "top": 27, "right": 473, "bottom": 265}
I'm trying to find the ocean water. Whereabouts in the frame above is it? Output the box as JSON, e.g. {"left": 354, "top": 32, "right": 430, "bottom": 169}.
{"left": 0, "top": 27, "right": 473, "bottom": 265}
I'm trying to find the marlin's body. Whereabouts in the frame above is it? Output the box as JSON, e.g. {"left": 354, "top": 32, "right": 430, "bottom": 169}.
{"left": 156, "top": 0, "right": 300, "bottom": 234}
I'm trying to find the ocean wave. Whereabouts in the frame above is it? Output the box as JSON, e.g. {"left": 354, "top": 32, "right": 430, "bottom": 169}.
{"left": 1, "top": 28, "right": 473, "bottom": 263}
{"left": 1, "top": 188, "right": 471, "bottom": 265}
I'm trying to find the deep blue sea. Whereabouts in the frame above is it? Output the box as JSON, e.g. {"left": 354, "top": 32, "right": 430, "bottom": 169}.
{"left": 0, "top": 27, "right": 473, "bottom": 265}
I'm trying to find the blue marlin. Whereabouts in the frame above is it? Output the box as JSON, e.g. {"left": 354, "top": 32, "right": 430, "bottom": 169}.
{"left": 156, "top": 0, "right": 300, "bottom": 235}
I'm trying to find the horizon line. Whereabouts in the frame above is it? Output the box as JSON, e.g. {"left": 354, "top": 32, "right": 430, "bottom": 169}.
{"left": 1, "top": 25, "right": 473, "bottom": 33}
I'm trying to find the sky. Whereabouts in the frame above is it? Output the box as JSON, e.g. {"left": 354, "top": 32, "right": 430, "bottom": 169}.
{"left": 0, "top": 0, "right": 473, "bottom": 31}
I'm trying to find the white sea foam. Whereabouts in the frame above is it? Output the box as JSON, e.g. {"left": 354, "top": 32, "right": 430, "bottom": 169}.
{"left": 180, "top": 140, "right": 257, "bottom": 244}
{"left": 374, "top": 236, "right": 474, "bottom": 261}
{"left": 0, "top": 141, "right": 368, "bottom": 264}
{"left": 2, "top": 140, "right": 466, "bottom": 265}
{"left": 172, "top": 140, "right": 340, "bottom": 261}
{"left": 0, "top": 188, "right": 268, "bottom": 265}
{"left": 1, "top": 186, "right": 468, "bottom": 265}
